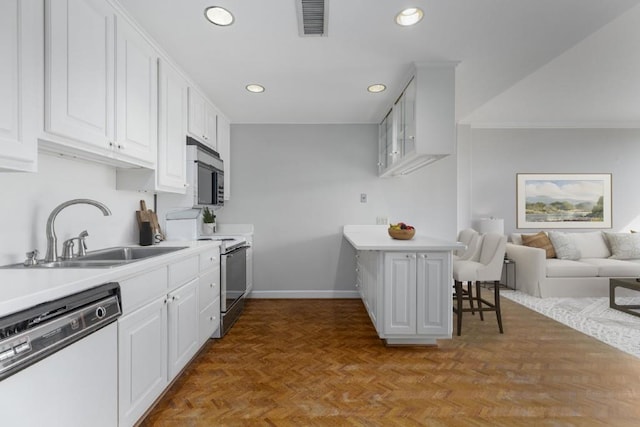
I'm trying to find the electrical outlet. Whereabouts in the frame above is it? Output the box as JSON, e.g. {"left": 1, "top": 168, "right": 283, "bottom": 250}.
{"left": 360, "top": 193, "right": 367, "bottom": 203}
{"left": 376, "top": 216, "right": 388, "bottom": 225}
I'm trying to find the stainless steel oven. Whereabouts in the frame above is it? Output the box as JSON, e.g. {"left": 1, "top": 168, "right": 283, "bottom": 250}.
{"left": 220, "top": 244, "right": 247, "bottom": 336}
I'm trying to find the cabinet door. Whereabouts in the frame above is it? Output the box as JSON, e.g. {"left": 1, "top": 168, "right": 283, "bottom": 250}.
{"left": 168, "top": 278, "right": 199, "bottom": 380}
{"left": 157, "top": 59, "right": 187, "bottom": 192}
{"left": 46, "top": 0, "right": 115, "bottom": 150}
{"left": 199, "top": 296, "right": 220, "bottom": 344}
{"left": 383, "top": 253, "right": 416, "bottom": 335}
{"left": 217, "top": 113, "right": 231, "bottom": 199}
{"left": 416, "top": 252, "right": 451, "bottom": 335}
{"left": 0, "top": 0, "right": 39, "bottom": 172}
{"left": 187, "top": 87, "right": 206, "bottom": 141}
{"left": 118, "top": 296, "right": 168, "bottom": 427}
{"left": 402, "top": 78, "right": 416, "bottom": 156}
{"left": 377, "top": 113, "right": 391, "bottom": 175}
{"left": 205, "top": 103, "right": 217, "bottom": 150}
{"left": 115, "top": 17, "right": 157, "bottom": 165}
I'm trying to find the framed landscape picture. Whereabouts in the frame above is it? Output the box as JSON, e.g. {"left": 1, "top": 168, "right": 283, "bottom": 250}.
{"left": 516, "top": 173, "right": 612, "bottom": 229}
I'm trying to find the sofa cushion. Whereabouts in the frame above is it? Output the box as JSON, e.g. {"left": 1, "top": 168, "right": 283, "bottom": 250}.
{"left": 546, "top": 259, "right": 598, "bottom": 277}
{"left": 580, "top": 258, "right": 640, "bottom": 277}
{"left": 522, "top": 232, "right": 556, "bottom": 258}
{"left": 604, "top": 232, "right": 640, "bottom": 260}
{"left": 571, "top": 232, "right": 611, "bottom": 258}
{"left": 548, "top": 231, "right": 581, "bottom": 260}
{"left": 510, "top": 233, "right": 523, "bottom": 245}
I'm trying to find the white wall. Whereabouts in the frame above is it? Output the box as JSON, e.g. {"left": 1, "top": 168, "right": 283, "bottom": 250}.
{"left": 216, "top": 124, "right": 458, "bottom": 297}
{"left": 0, "top": 153, "right": 153, "bottom": 266}
{"left": 470, "top": 128, "right": 640, "bottom": 234}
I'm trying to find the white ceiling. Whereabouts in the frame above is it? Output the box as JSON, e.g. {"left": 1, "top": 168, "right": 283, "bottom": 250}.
{"left": 118, "top": 0, "right": 640, "bottom": 125}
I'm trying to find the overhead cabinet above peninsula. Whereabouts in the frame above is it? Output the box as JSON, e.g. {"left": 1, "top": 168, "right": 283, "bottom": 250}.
{"left": 378, "top": 63, "right": 456, "bottom": 177}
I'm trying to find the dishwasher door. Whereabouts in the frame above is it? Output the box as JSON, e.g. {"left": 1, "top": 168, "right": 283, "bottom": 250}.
{"left": 0, "top": 323, "right": 118, "bottom": 427}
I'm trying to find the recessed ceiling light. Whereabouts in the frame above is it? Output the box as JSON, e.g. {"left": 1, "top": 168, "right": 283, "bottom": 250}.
{"left": 246, "top": 84, "right": 265, "bottom": 93}
{"left": 204, "top": 6, "right": 234, "bottom": 26}
{"left": 367, "top": 84, "right": 386, "bottom": 93}
{"left": 395, "top": 7, "right": 424, "bottom": 26}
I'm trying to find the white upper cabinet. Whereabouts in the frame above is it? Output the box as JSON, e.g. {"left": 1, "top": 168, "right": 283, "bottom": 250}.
{"left": 114, "top": 15, "right": 158, "bottom": 165}
{"left": 156, "top": 60, "right": 187, "bottom": 192}
{"left": 217, "top": 113, "right": 231, "bottom": 200}
{"left": 188, "top": 87, "right": 217, "bottom": 150}
{"left": 0, "top": 0, "right": 41, "bottom": 172}
{"left": 45, "top": 0, "right": 115, "bottom": 150}
{"left": 44, "top": 0, "right": 157, "bottom": 168}
{"left": 378, "top": 63, "right": 456, "bottom": 177}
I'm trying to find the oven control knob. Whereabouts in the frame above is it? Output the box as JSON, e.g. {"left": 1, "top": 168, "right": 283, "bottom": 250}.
{"left": 95, "top": 306, "right": 107, "bottom": 319}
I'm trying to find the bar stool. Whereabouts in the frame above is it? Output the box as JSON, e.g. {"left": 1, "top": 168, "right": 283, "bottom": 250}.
{"left": 452, "top": 233, "right": 507, "bottom": 336}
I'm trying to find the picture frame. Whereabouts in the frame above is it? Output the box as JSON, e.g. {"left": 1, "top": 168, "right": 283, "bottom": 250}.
{"left": 516, "top": 173, "right": 612, "bottom": 229}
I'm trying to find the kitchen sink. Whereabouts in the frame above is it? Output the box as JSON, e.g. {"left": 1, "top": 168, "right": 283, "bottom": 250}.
{"left": 0, "top": 246, "right": 188, "bottom": 269}
{"left": 79, "top": 246, "right": 188, "bottom": 261}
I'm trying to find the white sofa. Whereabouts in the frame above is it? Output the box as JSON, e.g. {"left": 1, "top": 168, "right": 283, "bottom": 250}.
{"left": 506, "top": 231, "right": 640, "bottom": 297}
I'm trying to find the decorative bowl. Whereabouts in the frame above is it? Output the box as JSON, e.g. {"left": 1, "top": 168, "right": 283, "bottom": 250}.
{"left": 388, "top": 228, "right": 416, "bottom": 240}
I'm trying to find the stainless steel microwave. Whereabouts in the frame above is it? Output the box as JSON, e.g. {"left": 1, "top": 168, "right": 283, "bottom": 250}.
{"left": 186, "top": 137, "right": 224, "bottom": 208}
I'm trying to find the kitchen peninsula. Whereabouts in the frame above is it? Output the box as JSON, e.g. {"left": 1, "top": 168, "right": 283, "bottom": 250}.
{"left": 343, "top": 225, "right": 464, "bottom": 345}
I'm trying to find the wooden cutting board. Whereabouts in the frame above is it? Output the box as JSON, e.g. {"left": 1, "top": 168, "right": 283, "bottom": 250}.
{"left": 136, "top": 200, "right": 151, "bottom": 228}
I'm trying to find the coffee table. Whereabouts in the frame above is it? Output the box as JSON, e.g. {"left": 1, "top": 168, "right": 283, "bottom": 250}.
{"left": 609, "top": 278, "right": 640, "bottom": 318}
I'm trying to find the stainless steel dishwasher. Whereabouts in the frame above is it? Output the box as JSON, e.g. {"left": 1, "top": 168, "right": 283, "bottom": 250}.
{"left": 0, "top": 282, "right": 121, "bottom": 426}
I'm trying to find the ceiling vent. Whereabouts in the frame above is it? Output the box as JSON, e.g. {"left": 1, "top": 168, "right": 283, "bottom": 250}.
{"left": 297, "top": 0, "right": 328, "bottom": 37}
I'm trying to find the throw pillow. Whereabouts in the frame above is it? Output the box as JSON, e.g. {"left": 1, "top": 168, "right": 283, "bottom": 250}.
{"left": 571, "top": 231, "right": 611, "bottom": 258}
{"left": 521, "top": 232, "right": 556, "bottom": 258}
{"left": 604, "top": 232, "right": 640, "bottom": 260}
{"left": 548, "top": 231, "right": 581, "bottom": 260}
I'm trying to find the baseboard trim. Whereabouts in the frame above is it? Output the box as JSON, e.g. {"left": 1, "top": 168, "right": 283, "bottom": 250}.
{"left": 247, "top": 290, "right": 360, "bottom": 299}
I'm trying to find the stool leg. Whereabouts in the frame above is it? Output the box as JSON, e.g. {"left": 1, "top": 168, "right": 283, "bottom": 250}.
{"left": 475, "top": 281, "right": 484, "bottom": 321}
{"left": 467, "top": 281, "right": 475, "bottom": 315}
{"left": 494, "top": 280, "right": 504, "bottom": 333}
{"left": 455, "top": 280, "right": 463, "bottom": 336}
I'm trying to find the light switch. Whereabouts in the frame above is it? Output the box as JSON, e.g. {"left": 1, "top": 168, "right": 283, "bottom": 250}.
{"left": 360, "top": 193, "right": 367, "bottom": 203}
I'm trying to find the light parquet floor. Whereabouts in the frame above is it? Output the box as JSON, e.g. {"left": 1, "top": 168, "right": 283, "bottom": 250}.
{"left": 141, "top": 297, "right": 640, "bottom": 426}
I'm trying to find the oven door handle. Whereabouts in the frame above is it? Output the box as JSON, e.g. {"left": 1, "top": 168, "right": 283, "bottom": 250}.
{"left": 223, "top": 246, "right": 248, "bottom": 256}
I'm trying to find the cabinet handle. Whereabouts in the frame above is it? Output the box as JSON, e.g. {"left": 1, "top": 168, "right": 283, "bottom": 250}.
{"left": 108, "top": 142, "right": 114, "bottom": 148}
{"left": 172, "top": 295, "right": 180, "bottom": 301}
{"left": 117, "top": 143, "right": 126, "bottom": 150}
{"left": 419, "top": 254, "right": 427, "bottom": 259}
{"left": 406, "top": 254, "right": 416, "bottom": 259}
{"left": 210, "top": 283, "right": 214, "bottom": 288}
{"left": 163, "top": 298, "right": 167, "bottom": 304}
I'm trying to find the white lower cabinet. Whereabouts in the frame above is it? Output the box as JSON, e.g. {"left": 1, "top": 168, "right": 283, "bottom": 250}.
{"left": 118, "top": 252, "right": 215, "bottom": 427}
{"left": 198, "top": 247, "right": 221, "bottom": 341}
{"left": 118, "top": 295, "right": 168, "bottom": 427}
{"left": 357, "top": 250, "right": 451, "bottom": 344}
{"left": 168, "top": 278, "right": 199, "bottom": 379}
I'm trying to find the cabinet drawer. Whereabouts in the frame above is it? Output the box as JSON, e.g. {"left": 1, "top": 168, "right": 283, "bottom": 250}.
{"left": 119, "top": 267, "right": 168, "bottom": 315}
{"left": 198, "top": 297, "right": 220, "bottom": 345}
{"left": 168, "top": 256, "right": 198, "bottom": 290}
{"left": 199, "top": 247, "right": 220, "bottom": 272}
{"left": 198, "top": 268, "right": 220, "bottom": 311}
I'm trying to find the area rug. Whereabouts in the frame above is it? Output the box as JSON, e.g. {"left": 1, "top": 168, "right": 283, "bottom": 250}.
{"left": 501, "top": 290, "right": 640, "bottom": 359}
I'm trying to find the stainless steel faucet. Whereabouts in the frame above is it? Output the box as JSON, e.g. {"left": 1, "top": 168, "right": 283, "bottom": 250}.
{"left": 44, "top": 199, "right": 112, "bottom": 262}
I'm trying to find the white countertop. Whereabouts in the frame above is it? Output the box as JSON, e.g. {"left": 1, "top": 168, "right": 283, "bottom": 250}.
{"left": 343, "top": 225, "right": 464, "bottom": 251}
{"left": 0, "top": 240, "right": 221, "bottom": 317}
